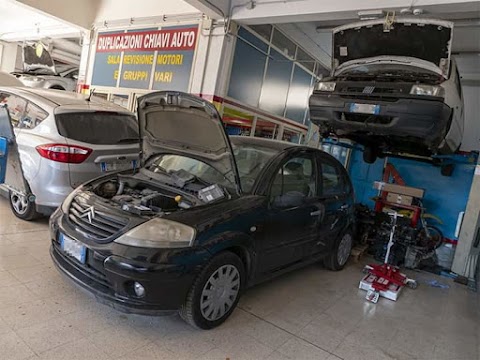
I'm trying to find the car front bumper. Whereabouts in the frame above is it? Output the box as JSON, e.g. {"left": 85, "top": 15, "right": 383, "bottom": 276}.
{"left": 309, "top": 93, "right": 452, "bottom": 149}
{"left": 49, "top": 210, "right": 203, "bottom": 315}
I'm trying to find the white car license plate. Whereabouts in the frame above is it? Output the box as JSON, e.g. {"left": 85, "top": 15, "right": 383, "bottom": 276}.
{"left": 349, "top": 103, "right": 380, "bottom": 115}
{"left": 100, "top": 160, "right": 137, "bottom": 172}
{"left": 60, "top": 233, "right": 87, "bottom": 264}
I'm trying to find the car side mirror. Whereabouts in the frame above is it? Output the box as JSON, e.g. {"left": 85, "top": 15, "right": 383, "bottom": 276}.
{"left": 272, "top": 191, "right": 306, "bottom": 209}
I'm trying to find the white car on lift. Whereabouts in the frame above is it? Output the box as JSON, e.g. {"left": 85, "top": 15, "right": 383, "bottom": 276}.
{"left": 310, "top": 17, "right": 464, "bottom": 169}
{"left": 0, "top": 87, "right": 139, "bottom": 220}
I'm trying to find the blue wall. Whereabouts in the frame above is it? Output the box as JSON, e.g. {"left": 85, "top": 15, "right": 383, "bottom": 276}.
{"left": 348, "top": 148, "right": 476, "bottom": 240}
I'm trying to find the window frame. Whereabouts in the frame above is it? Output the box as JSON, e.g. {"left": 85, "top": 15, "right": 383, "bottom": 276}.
{"left": 22, "top": 101, "right": 49, "bottom": 130}
{"left": 0, "top": 92, "right": 28, "bottom": 129}
{"left": 318, "top": 155, "right": 351, "bottom": 199}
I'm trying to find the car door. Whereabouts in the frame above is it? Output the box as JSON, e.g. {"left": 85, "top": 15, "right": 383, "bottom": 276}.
{"left": 258, "top": 150, "right": 324, "bottom": 275}
{"left": 311, "top": 155, "right": 353, "bottom": 257}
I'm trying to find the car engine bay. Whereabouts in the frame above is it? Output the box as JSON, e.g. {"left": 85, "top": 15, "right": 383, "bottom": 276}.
{"left": 89, "top": 170, "right": 226, "bottom": 216}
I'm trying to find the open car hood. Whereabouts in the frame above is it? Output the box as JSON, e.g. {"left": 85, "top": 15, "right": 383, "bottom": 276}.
{"left": 332, "top": 17, "right": 453, "bottom": 78}
{"left": 137, "top": 91, "right": 242, "bottom": 194}
{"left": 22, "top": 44, "right": 56, "bottom": 74}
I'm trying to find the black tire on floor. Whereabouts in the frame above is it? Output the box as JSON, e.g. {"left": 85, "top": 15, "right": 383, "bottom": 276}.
{"left": 9, "top": 191, "right": 39, "bottom": 221}
{"left": 180, "top": 251, "right": 245, "bottom": 329}
{"left": 324, "top": 229, "right": 354, "bottom": 271}
{"left": 363, "top": 146, "right": 377, "bottom": 164}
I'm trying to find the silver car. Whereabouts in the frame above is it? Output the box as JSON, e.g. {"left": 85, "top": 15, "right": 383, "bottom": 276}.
{"left": 12, "top": 66, "right": 79, "bottom": 92}
{"left": 0, "top": 87, "right": 139, "bottom": 220}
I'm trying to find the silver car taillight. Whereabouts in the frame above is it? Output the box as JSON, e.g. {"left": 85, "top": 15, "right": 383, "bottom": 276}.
{"left": 36, "top": 143, "right": 92, "bottom": 164}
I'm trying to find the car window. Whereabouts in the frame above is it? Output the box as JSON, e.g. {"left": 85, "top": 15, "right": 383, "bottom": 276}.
{"left": 148, "top": 154, "right": 230, "bottom": 189}
{"left": 271, "top": 154, "right": 317, "bottom": 206}
{"left": 233, "top": 144, "right": 279, "bottom": 193}
{"left": 0, "top": 93, "right": 27, "bottom": 128}
{"left": 55, "top": 112, "right": 138, "bottom": 145}
{"left": 19, "top": 102, "right": 48, "bottom": 129}
{"left": 321, "top": 162, "right": 344, "bottom": 197}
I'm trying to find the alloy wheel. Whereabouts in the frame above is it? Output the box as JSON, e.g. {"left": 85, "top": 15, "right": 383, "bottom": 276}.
{"left": 10, "top": 193, "right": 29, "bottom": 215}
{"left": 200, "top": 264, "right": 240, "bottom": 321}
{"left": 337, "top": 233, "right": 352, "bottom": 266}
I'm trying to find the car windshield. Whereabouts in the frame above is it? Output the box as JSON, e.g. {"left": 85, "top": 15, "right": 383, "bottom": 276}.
{"left": 148, "top": 154, "right": 231, "bottom": 189}
{"left": 232, "top": 141, "right": 281, "bottom": 193}
{"left": 55, "top": 112, "right": 139, "bottom": 145}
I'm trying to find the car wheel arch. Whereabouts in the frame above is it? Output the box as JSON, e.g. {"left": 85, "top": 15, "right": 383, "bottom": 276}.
{"left": 202, "top": 232, "right": 256, "bottom": 283}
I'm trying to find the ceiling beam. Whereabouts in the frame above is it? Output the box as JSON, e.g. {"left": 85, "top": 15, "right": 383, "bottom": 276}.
{"left": 183, "top": 0, "right": 229, "bottom": 19}
{"left": 230, "top": 0, "right": 480, "bottom": 25}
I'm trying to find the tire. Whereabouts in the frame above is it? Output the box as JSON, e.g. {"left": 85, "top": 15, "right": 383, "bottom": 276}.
{"left": 324, "top": 229, "right": 353, "bottom": 271}
{"left": 363, "top": 146, "right": 377, "bottom": 164}
{"left": 417, "top": 225, "right": 444, "bottom": 250}
{"left": 9, "top": 191, "right": 39, "bottom": 221}
{"left": 180, "top": 251, "right": 245, "bottom": 329}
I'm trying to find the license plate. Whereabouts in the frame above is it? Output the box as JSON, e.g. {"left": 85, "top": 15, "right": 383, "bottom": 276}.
{"left": 349, "top": 103, "right": 380, "bottom": 115}
{"left": 59, "top": 233, "right": 87, "bottom": 264}
{"left": 100, "top": 160, "right": 137, "bottom": 172}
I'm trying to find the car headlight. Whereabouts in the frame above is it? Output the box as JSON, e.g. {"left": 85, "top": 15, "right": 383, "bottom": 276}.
{"left": 23, "top": 76, "right": 44, "bottom": 82}
{"left": 315, "top": 81, "right": 336, "bottom": 92}
{"left": 114, "top": 218, "right": 196, "bottom": 248}
{"left": 410, "top": 85, "right": 444, "bottom": 97}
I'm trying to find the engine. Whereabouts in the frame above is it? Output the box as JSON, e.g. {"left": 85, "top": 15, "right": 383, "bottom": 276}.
{"left": 92, "top": 178, "right": 190, "bottom": 215}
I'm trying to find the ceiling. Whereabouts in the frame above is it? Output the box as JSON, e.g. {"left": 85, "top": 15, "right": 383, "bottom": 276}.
{"left": 277, "top": 10, "right": 480, "bottom": 72}
{"left": 0, "top": 0, "right": 84, "bottom": 42}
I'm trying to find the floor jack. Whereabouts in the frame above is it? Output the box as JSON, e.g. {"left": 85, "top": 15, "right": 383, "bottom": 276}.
{"left": 359, "top": 211, "right": 418, "bottom": 303}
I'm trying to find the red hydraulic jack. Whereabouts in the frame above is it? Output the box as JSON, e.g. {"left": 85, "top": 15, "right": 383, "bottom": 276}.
{"left": 359, "top": 211, "right": 418, "bottom": 303}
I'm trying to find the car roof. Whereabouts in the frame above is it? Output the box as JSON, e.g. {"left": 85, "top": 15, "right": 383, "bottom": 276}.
{"left": 230, "top": 135, "right": 302, "bottom": 151}
{"left": 1, "top": 87, "right": 92, "bottom": 106}
{"left": 0, "top": 87, "right": 130, "bottom": 113}
{"left": 0, "top": 71, "right": 23, "bottom": 86}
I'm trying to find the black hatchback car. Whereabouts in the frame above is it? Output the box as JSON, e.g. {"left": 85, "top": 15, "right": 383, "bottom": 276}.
{"left": 50, "top": 91, "right": 355, "bottom": 329}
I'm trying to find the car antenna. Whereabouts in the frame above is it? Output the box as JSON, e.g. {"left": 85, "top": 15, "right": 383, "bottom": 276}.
{"left": 87, "top": 88, "right": 96, "bottom": 102}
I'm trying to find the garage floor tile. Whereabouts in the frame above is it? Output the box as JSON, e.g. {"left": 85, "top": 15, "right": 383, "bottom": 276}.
{"left": 0, "top": 197, "right": 479, "bottom": 360}
{"left": 0, "top": 330, "right": 36, "bottom": 360}
{"left": 15, "top": 317, "right": 84, "bottom": 354}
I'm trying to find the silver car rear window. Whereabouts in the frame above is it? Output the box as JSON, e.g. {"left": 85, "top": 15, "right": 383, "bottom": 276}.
{"left": 55, "top": 112, "right": 138, "bottom": 145}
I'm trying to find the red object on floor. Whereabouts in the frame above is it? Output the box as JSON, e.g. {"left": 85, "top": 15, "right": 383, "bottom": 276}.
{"left": 365, "top": 263, "right": 409, "bottom": 292}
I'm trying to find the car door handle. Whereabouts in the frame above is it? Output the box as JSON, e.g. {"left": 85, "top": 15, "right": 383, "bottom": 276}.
{"left": 310, "top": 210, "right": 322, "bottom": 216}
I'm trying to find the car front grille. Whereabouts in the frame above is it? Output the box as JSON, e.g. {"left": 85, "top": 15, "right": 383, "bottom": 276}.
{"left": 341, "top": 86, "right": 398, "bottom": 94}
{"left": 68, "top": 196, "right": 128, "bottom": 242}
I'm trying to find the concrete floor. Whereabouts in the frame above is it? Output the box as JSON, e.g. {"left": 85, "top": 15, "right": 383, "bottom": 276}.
{"left": 0, "top": 198, "right": 479, "bottom": 360}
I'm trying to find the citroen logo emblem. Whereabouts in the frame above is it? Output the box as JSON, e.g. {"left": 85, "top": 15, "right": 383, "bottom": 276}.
{"left": 78, "top": 206, "right": 95, "bottom": 224}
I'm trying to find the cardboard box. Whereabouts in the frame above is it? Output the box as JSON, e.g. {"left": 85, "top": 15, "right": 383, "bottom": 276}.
{"left": 386, "top": 193, "right": 414, "bottom": 206}
{"left": 373, "top": 181, "right": 424, "bottom": 199}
